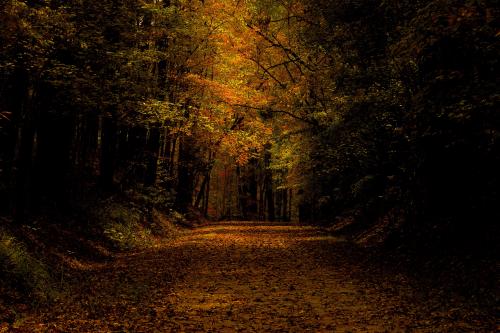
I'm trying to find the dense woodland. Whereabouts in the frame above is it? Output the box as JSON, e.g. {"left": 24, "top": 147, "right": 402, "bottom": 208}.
{"left": 0, "top": 0, "right": 499, "bottom": 327}
{"left": 2, "top": 0, "right": 498, "bottom": 241}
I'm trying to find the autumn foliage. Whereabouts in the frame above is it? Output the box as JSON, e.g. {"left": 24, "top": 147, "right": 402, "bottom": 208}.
{"left": 0, "top": 0, "right": 498, "bottom": 328}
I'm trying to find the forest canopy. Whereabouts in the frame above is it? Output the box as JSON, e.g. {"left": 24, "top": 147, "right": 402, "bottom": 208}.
{"left": 0, "top": 0, "right": 499, "bottom": 248}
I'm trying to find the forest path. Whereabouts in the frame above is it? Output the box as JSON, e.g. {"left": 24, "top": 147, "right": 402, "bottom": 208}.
{"left": 18, "top": 222, "right": 492, "bottom": 332}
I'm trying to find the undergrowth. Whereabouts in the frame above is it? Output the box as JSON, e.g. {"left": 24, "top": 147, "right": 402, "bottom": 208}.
{"left": 92, "top": 186, "right": 185, "bottom": 250}
{"left": 0, "top": 228, "right": 56, "bottom": 303}
{"left": 0, "top": 185, "right": 195, "bottom": 326}
{"left": 95, "top": 201, "right": 151, "bottom": 251}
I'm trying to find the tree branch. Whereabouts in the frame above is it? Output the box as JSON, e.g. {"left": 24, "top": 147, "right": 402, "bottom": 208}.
{"left": 246, "top": 24, "right": 314, "bottom": 72}
{"left": 232, "top": 103, "right": 317, "bottom": 126}
{"left": 245, "top": 55, "right": 287, "bottom": 89}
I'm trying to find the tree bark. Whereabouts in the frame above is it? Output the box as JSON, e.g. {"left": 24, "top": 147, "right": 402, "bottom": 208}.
{"left": 12, "top": 79, "right": 36, "bottom": 223}
{"left": 282, "top": 188, "right": 288, "bottom": 221}
{"left": 194, "top": 173, "right": 210, "bottom": 209}
{"left": 13, "top": 123, "right": 35, "bottom": 223}
{"left": 203, "top": 172, "right": 210, "bottom": 217}
{"left": 99, "top": 116, "right": 117, "bottom": 191}
{"left": 175, "top": 135, "right": 195, "bottom": 212}
{"left": 264, "top": 149, "right": 275, "bottom": 222}
{"left": 144, "top": 127, "right": 160, "bottom": 186}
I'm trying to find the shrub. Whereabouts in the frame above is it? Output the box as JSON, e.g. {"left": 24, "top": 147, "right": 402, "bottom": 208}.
{"left": 94, "top": 201, "right": 152, "bottom": 251}
{"left": 0, "top": 229, "right": 55, "bottom": 302}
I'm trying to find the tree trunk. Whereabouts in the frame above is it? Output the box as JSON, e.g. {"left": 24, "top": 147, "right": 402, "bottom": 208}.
{"left": 13, "top": 123, "right": 35, "bottom": 223}
{"left": 34, "top": 114, "right": 73, "bottom": 208}
{"left": 264, "top": 149, "right": 275, "bottom": 222}
{"left": 100, "top": 116, "right": 117, "bottom": 191}
{"left": 175, "top": 135, "right": 195, "bottom": 212}
{"left": 282, "top": 188, "right": 288, "bottom": 221}
{"left": 203, "top": 172, "right": 210, "bottom": 217}
{"left": 247, "top": 161, "right": 258, "bottom": 220}
{"left": 144, "top": 127, "right": 160, "bottom": 186}
{"left": 275, "top": 188, "right": 282, "bottom": 221}
{"left": 12, "top": 79, "right": 36, "bottom": 223}
{"left": 236, "top": 166, "right": 245, "bottom": 218}
{"left": 169, "top": 136, "right": 178, "bottom": 179}
{"left": 194, "top": 173, "right": 210, "bottom": 209}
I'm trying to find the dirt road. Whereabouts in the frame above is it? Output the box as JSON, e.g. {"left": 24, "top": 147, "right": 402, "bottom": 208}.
{"left": 16, "top": 222, "right": 494, "bottom": 332}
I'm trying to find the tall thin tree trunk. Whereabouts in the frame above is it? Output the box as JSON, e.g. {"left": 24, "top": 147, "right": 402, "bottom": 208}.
{"left": 169, "top": 136, "right": 178, "bottom": 178}
{"left": 12, "top": 81, "right": 36, "bottom": 223}
{"left": 276, "top": 189, "right": 282, "bottom": 221}
{"left": 236, "top": 166, "right": 244, "bottom": 218}
{"left": 194, "top": 173, "right": 209, "bottom": 209}
{"left": 145, "top": 127, "right": 160, "bottom": 186}
{"left": 264, "top": 149, "right": 275, "bottom": 222}
{"left": 282, "top": 189, "right": 288, "bottom": 221}
{"left": 258, "top": 184, "right": 265, "bottom": 221}
{"left": 13, "top": 123, "right": 35, "bottom": 223}
{"left": 100, "top": 116, "right": 117, "bottom": 191}
{"left": 175, "top": 135, "right": 195, "bottom": 212}
{"left": 203, "top": 172, "right": 210, "bottom": 217}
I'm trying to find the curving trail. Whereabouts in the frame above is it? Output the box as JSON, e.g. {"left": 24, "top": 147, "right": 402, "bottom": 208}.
{"left": 17, "top": 222, "right": 493, "bottom": 332}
